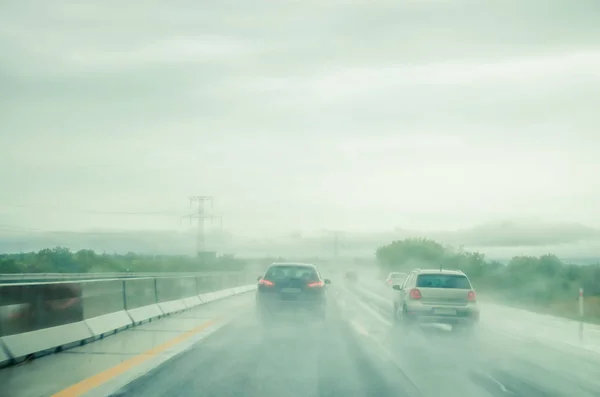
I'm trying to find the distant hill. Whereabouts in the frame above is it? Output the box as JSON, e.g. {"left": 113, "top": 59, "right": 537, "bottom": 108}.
{"left": 1, "top": 220, "right": 600, "bottom": 260}
{"left": 432, "top": 220, "right": 600, "bottom": 247}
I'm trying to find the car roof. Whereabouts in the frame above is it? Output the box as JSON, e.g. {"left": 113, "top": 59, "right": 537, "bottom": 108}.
{"left": 269, "top": 262, "right": 316, "bottom": 268}
{"left": 414, "top": 269, "right": 465, "bottom": 276}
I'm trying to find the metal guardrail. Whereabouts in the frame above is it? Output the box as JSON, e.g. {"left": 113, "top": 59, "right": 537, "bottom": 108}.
{"left": 0, "top": 271, "right": 256, "bottom": 367}
{"left": 0, "top": 272, "right": 242, "bottom": 283}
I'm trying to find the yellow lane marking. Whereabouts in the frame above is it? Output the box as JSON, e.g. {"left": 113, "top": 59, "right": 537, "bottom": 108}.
{"left": 52, "top": 319, "right": 216, "bottom": 397}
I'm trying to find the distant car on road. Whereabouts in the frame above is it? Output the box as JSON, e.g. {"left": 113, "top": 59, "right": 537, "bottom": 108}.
{"left": 256, "top": 262, "right": 331, "bottom": 322}
{"left": 392, "top": 269, "right": 479, "bottom": 332}
{"left": 344, "top": 270, "right": 358, "bottom": 284}
{"left": 385, "top": 272, "right": 407, "bottom": 287}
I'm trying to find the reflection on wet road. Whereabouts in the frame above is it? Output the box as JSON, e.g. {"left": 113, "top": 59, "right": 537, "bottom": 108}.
{"left": 3, "top": 283, "right": 600, "bottom": 397}
{"left": 110, "top": 307, "right": 416, "bottom": 397}
{"left": 111, "top": 283, "right": 600, "bottom": 397}
{"left": 341, "top": 282, "right": 600, "bottom": 397}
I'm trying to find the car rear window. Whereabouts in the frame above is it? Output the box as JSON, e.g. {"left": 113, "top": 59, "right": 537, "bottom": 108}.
{"left": 416, "top": 274, "right": 471, "bottom": 289}
{"left": 265, "top": 266, "right": 319, "bottom": 281}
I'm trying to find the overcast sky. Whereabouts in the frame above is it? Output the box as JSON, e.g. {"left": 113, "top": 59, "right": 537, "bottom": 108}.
{"left": 1, "top": 0, "right": 600, "bottom": 235}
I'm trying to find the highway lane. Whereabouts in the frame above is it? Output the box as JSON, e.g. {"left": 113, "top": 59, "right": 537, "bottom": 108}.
{"left": 109, "top": 302, "right": 419, "bottom": 397}
{"left": 343, "top": 281, "right": 600, "bottom": 397}
{"left": 1, "top": 293, "right": 255, "bottom": 397}
{"left": 3, "top": 280, "right": 600, "bottom": 397}
{"left": 108, "top": 282, "right": 600, "bottom": 397}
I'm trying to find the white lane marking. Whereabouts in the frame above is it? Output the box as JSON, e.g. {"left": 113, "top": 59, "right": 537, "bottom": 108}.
{"left": 349, "top": 285, "right": 600, "bottom": 395}
{"left": 360, "top": 322, "right": 425, "bottom": 396}
{"left": 344, "top": 285, "right": 525, "bottom": 396}
{"left": 346, "top": 289, "right": 393, "bottom": 327}
{"left": 483, "top": 373, "right": 515, "bottom": 395}
{"left": 355, "top": 285, "right": 391, "bottom": 305}
{"left": 483, "top": 327, "right": 528, "bottom": 342}
{"left": 347, "top": 292, "right": 516, "bottom": 396}
{"left": 351, "top": 320, "right": 369, "bottom": 336}
{"left": 355, "top": 284, "right": 600, "bottom": 356}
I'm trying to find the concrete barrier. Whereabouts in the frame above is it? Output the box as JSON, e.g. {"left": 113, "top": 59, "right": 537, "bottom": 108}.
{"left": 0, "top": 339, "right": 11, "bottom": 367}
{"left": 0, "top": 281, "right": 94, "bottom": 361}
{"left": 0, "top": 272, "right": 253, "bottom": 366}
{"left": 124, "top": 278, "right": 162, "bottom": 324}
{"left": 199, "top": 291, "right": 217, "bottom": 303}
{"left": 197, "top": 275, "right": 217, "bottom": 294}
{"left": 156, "top": 277, "right": 197, "bottom": 314}
{"left": 157, "top": 300, "right": 185, "bottom": 314}
{"left": 224, "top": 287, "right": 237, "bottom": 297}
{"left": 211, "top": 290, "right": 228, "bottom": 302}
{"left": 198, "top": 283, "right": 254, "bottom": 303}
{"left": 182, "top": 295, "right": 202, "bottom": 308}
{"left": 239, "top": 285, "right": 257, "bottom": 294}
{"left": 81, "top": 280, "right": 132, "bottom": 338}
{"left": 2, "top": 321, "right": 93, "bottom": 361}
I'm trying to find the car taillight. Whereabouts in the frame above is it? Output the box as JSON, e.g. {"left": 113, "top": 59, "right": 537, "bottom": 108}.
{"left": 387, "top": 279, "right": 392, "bottom": 284}
{"left": 409, "top": 288, "right": 421, "bottom": 299}
{"left": 307, "top": 281, "right": 325, "bottom": 288}
{"left": 259, "top": 279, "right": 274, "bottom": 287}
{"left": 468, "top": 290, "right": 476, "bottom": 301}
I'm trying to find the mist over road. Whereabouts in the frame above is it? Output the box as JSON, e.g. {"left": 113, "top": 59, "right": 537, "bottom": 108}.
{"left": 109, "top": 280, "right": 598, "bottom": 397}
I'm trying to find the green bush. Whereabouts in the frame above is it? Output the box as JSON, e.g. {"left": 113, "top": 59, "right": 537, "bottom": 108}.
{"left": 0, "top": 247, "right": 247, "bottom": 273}
{"left": 376, "top": 238, "right": 600, "bottom": 308}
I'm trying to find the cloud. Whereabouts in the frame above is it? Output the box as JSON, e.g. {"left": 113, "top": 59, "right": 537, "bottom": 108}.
{"left": 65, "top": 36, "right": 261, "bottom": 70}
{"left": 2, "top": 0, "right": 600, "bottom": 234}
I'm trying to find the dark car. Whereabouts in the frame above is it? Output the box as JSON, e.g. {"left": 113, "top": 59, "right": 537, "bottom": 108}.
{"left": 256, "top": 262, "right": 331, "bottom": 321}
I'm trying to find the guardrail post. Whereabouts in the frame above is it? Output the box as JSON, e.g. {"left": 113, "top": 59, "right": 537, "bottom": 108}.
{"left": 579, "top": 287, "right": 584, "bottom": 342}
{"left": 154, "top": 278, "right": 159, "bottom": 306}
{"left": 122, "top": 280, "right": 127, "bottom": 311}
{"left": 35, "top": 291, "right": 45, "bottom": 331}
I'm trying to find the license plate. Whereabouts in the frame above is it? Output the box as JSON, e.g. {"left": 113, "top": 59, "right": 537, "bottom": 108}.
{"left": 281, "top": 288, "right": 301, "bottom": 294}
{"left": 434, "top": 308, "right": 456, "bottom": 316}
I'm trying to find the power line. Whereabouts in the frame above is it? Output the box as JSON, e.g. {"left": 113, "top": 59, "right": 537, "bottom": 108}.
{"left": 0, "top": 224, "right": 42, "bottom": 232}
{"left": 0, "top": 201, "right": 180, "bottom": 216}
{"left": 181, "top": 196, "right": 221, "bottom": 258}
{"left": 324, "top": 230, "right": 342, "bottom": 259}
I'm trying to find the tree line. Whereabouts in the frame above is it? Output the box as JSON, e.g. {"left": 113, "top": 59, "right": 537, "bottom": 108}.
{"left": 0, "top": 247, "right": 247, "bottom": 273}
{"left": 376, "top": 238, "right": 600, "bottom": 321}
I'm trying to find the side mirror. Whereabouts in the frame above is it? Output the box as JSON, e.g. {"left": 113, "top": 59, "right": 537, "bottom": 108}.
{"left": 392, "top": 284, "right": 402, "bottom": 291}
{"left": 256, "top": 276, "right": 262, "bottom": 281}
{"left": 324, "top": 279, "right": 332, "bottom": 285}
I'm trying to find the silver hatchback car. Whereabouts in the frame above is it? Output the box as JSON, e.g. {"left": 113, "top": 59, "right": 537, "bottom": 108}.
{"left": 392, "top": 269, "right": 479, "bottom": 332}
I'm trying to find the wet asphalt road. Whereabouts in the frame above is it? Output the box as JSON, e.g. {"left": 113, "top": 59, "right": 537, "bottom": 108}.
{"left": 110, "top": 306, "right": 417, "bottom": 397}
{"left": 109, "top": 283, "right": 600, "bottom": 397}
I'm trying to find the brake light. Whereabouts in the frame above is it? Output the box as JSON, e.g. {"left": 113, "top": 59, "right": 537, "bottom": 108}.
{"left": 259, "top": 279, "right": 274, "bottom": 287}
{"left": 307, "top": 281, "right": 325, "bottom": 288}
{"left": 409, "top": 288, "right": 421, "bottom": 300}
{"left": 468, "top": 290, "right": 476, "bottom": 301}
{"left": 387, "top": 279, "right": 392, "bottom": 284}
